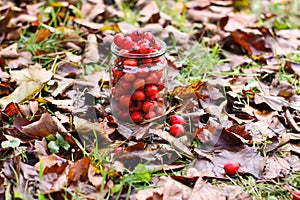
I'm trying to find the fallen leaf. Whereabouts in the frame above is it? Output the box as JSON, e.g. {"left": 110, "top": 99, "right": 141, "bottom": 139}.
{"left": 34, "top": 29, "right": 51, "bottom": 43}
{"left": 88, "top": 164, "right": 103, "bottom": 189}
{"left": 82, "top": 34, "right": 100, "bottom": 64}
{"left": 0, "top": 43, "right": 19, "bottom": 58}
{"left": 73, "top": 116, "right": 113, "bottom": 149}
{"left": 263, "top": 155, "right": 290, "bottom": 179}
{"left": 35, "top": 154, "right": 69, "bottom": 174}
{"left": 68, "top": 157, "right": 90, "bottom": 183}
{"left": 194, "top": 146, "right": 264, "bottom": 179}
{"left": 188, "top": 178, "right": 252, "bottom": 200}
{"left": 0, "top": 64, "right": 52, "bottom": 108}
{"left": 21, "top": 112, "right": 58, "bottom": 138}
{"left": 284, "top": 61, "right": 300, "bottom": 76}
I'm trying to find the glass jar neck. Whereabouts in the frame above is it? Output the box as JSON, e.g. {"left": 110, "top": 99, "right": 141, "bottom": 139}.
{"left": 111, "top": 38, "right": 167, "bottom": 59}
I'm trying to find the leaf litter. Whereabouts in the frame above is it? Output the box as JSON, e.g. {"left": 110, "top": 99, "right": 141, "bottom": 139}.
{"left": 0, "top": 0, "right": 300, "bottom": 199}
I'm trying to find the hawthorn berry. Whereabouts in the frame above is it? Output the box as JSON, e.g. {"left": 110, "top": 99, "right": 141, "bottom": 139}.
{"left": 119, "top": 95, "right": 131, "bottom": 107}
{"left": 223, "top": 161, "right": 239, "bottom": 175}
{"left": 123, "top": 73, "right": 136, "bottom": 82}
{"left": 146, "top": 73, "right": 159, "bottom": 84}
{"left": 112, "top": 67, "right": 124, "bottom": 77}
{"left": 170, "top": 115, "right": 185, "bottom": 125}
{"left": 119, "top": 80, "right": 132, "bottom": 90}
{"left": 131, "top": 111, "right": 143, "bottom": 123}
{"left": 132, "top": 90, "right": 145, "bottom": 101}
{"left": 169, "top": 124, "right": 184, "bottom": 137}
{"left": 133, "top": 78, "right": 145, "bottom": 89}
{"left": 128, "top": 30, "right": 142, "bottom": 42}
{"left": 293, "top": 190, "right": 300, "bottom": 200}
{"left": 142, "top": 101, "right": 155, "bottom": 113}
{"left": 142, "top": 32, "right": 154, "bottom": 42}
{"left": 123, "top": 59, "right": 138, "bottom": 66}
{"left": 145, "top": 85, "right": 158, "bottom": 97}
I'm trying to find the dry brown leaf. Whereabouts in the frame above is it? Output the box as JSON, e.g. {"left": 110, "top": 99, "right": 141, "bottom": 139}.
{"left": 188, "top": 178, "right": 252, "bottom": 200}
{"left": 139, "top": 1, "right": 160, "bottom": 23}
{"left": 73, "top": 116, "right": 113, "bottom": 149}
{"left": 34, "top": 29, "right": 51, "bottom": 43}
{"left": 150, "top": 129, "right": 194, "bottom": 157}
{"left": 35, "top": 154, "right": 69, "bottom": 175}
{"left": 88, "top": 164, "right": 103, "bottom": 189}
{"left": 194, "top": 146, "right": 264, "bottom": 179}
{"left": 0, "top": 43, "right": 19, "bottom": 58}
{"left": 22, "top": 112, "right": 58, "bottom": 138}
{"left": 68, "top": 157, "right": 90, "bottom": 183}
{"left": 263, "top": 155, "right": 290, "bottom": 179}
{"left": 0, "top": 63, "right": 52, "bottom": 108}
{"left": 82, "top": 34, "right": 100, "bottom": 64}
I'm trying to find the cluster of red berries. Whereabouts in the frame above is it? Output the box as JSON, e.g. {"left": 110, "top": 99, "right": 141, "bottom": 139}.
{"left": 113, "top": 30, "right": 162, "bottom": 53}
{"left": 111, "top": 30, "right": 166, "bottom": 124}
{"left": 169, "top": 115, "right": 185, "bottom": 137}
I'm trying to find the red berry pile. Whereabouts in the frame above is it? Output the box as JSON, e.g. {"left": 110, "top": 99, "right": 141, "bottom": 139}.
{"left": 169, "top": 115, "right": 185, "bottom": 137}
{"left": 110, "top": 30, "right": 166, "bottom": 124}
{"left": 223, "top": 161, "right": 239, "bottom": 175}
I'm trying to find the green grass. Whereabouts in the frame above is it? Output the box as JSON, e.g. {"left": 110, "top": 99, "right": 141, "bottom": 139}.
{"left": 174, "top": 41, "right": 226, "bottom": 84}
{"left": 251, "top": 0, "right": 300, "bottom": 29}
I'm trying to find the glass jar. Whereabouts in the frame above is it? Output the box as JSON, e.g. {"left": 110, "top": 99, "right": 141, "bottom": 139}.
{"left": 110, "top": 33, "right": 167, "bottom": 125}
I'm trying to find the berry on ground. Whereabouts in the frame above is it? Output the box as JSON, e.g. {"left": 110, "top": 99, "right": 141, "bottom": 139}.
{"left": 170, "top": 115, "right": 185, "bottom": 125}
{"left": 223, "top": 161, "right": 239, "bottom": 175}
{"left": 293, "top": 190, "right": 300, "bottom": 200}
{"left": 169, "top": 124, "right": 184, "bottom": 137}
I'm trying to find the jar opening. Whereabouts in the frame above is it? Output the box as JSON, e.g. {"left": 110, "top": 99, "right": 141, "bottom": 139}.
{"left": 111, "top": 38, "right": 167, "bottom": 59}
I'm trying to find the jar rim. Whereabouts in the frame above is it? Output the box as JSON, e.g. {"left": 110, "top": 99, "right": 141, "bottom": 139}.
{"left": 111, "top": 38, "right": 167, "bottom": 59}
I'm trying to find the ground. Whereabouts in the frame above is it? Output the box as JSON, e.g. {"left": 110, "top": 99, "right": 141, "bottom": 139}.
{"left": 0, "top": 0, "right": 299, "bottom": 199}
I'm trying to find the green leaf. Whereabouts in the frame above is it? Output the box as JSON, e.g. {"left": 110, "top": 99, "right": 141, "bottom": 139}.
{"left": 48, "top": 141, "right": 59, "bottom": 154}
{"left": 1, "top": 138, "right": 21, "bottom": 149}
{"left": 56, "top": 134, "right": 70, "bottom": 150}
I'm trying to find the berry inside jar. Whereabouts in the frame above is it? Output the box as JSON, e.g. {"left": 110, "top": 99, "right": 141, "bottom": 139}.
{"left": 110, "top": 30, "right": 167, "bottom": 124}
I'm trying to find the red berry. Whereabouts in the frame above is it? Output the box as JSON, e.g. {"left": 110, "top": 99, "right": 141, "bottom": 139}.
{"left": 112, "top": 67, "right": 124, "bottom": 78}
{"left": 170, "top": 115, "right": 185, "bottom": 125}
{"left": 132, "top": 90, "right": 145, "bottom": 101}
{"left": 157, "top": 82, "right": 165, "bottom": 91}
{"left": 223, "top": 161, "right": 239, "bottom": 175}
{"left": 293, "top": 190, "right": 300, "bottom": 200}
{"left": 145, "top": 85, "right": 158, "bottom": 97}
{"left": 131, "top": 112, "right": 143, "bottom": 123}
{"left": 139, "top": 43, "right": 151, "bottom": 54}
{"left": 133, "top": 78, "right": 146, "bottom": 89}
{"left": 142, "top": 101, "right": 155, "bottom": 113}
{"left": 128, "top": 30, "right": 142, "bottom": 42}
{"left": 142, "top": 59, "right": 152, "bottom": 64}
{"left": 119, "top": 80, "right": 132, "bottom": 90}
{"left": 146, "top": 73, "right": 158, "bottom": 84}
{"left": 123, "top": 73, "right": 136, "bottom": 82}
{"left": 142, "top": 32, "right": 154, "bottom": 42}
{"left": 122, "top": 36, "right": 135, "bottom": 49}
{"left": 152, "top": 42, "right": 162, "bottom": 50}
{"left": 113, "top": 33, "right": 124, "bottom": 48}
{"left": 119, "top": 95, "right": 131, "bottom": 107}
{"left": 130, "top": 101, "right": 143, "bottom": 112}
{"left": 123, "top": 59, "right": 138, "bottom": 66}
{"left": 169, "top": 124, "right": 184, "bottom": 137}
{"left": 136, "top": 67, "right": 149, "bottom": 77}
{"left": 144, "top": 111, "right": 156, "bottom": 120}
